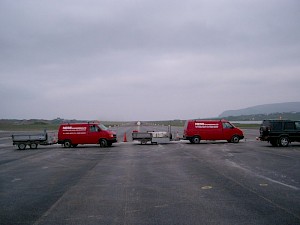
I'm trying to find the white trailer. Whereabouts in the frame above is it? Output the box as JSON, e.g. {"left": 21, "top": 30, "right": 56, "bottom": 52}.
{"left": 132, "top": 131, "right": 172, "bottom": 144}
{"left": 12, "top": 131, "right": 57, "bottom": 150}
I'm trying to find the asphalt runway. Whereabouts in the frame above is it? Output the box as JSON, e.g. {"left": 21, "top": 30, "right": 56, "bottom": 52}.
{"left": 1, "top": 126, "right": 300, "bottom": 225}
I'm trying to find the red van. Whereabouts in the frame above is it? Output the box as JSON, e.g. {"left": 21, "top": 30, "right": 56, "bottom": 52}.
{"left": 58, "top": 122, "right": 117, "bottom": 148}
{"left": 183, "top": 120, "right": 244, "bottom": 144}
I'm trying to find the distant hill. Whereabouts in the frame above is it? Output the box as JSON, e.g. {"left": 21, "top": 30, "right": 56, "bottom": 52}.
{"left": 219, "top": 102, "right": 300, "bottom": 117}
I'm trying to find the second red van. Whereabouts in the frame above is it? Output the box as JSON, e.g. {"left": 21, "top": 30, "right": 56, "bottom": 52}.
{"left": 183, "top": 120, "right": 244, "bottom": 144}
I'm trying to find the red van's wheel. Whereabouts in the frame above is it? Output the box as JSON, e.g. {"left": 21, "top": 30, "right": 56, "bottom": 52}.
{"left": 231, "top": 135, "right": 240, "bottom": 143}
{"left": 64, "top": 140, "right": 72, "bottom": 148}
{"left": 99, "top": 139, "right": 108, "bottom": 148}
{"left": 192, "top": 136, "right": 200, "bottom": 144}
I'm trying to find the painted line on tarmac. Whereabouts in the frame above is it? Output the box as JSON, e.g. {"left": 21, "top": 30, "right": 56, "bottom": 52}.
{"left": 259, "top": 175, "right": 299, "bottom": 190}
{"left": 181, "top": 149, "right": 300, "bottom": 221}
{"left": 201, "top": 185, "right": 213, "bottom": 190}
{"left": 227, "top": 160, "right": 299, "bottom": 191}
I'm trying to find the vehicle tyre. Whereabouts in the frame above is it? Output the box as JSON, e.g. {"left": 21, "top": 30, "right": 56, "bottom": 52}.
{"left": 30, "top": 143, "right": 38, "bottom": 149}
{"left": 18, "top": 143, "right": 26, "bottom": 150}
{"left": 279, "top": 136, "right": 289, "bottom": 147}
{"left": 231, "top": 135, "right": 240, "bottom": 143}
{"left": 100, "top": 139, "right": 108, "bottom": 148}
{"left": 64, "top": 140, "right": 72, "bottom": 148}
{"left": 141, "top": 139, "right": 147, "bottom": 145}
{"left": 192, "top": 136, "right": 200, "bottom": 144}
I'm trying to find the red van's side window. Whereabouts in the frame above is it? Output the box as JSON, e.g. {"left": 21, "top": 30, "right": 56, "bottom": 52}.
{"left": 223, "top": 122, "right": 233, "bottom": 129}
{"left": 90, "top": 125, "right": 99, "bottom": 132}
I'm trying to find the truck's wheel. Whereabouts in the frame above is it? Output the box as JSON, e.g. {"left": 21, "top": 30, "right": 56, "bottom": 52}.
{"left": 18, "top": 143, "right": 26, "bottom": 150}
{"left": 279, "top": 136, "right": 289, "bottom": 147}
{"left": 231, "top": 135, "right": 240, "bottom": 143}
{"left": 192, "top": 136, "right": 200, "bottom": 144}
{"left": 100, "top": 139, "right": 108, "bottom": 148}
{"left": 64, "top": 140, "right": 72, "bottom": 148}
{"left": 30, "top": 143, "right": 38, "bottom": 149}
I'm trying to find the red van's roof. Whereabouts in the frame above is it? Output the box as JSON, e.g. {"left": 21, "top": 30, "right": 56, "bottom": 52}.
{"left": 190, "top": 119, "right": 229, "bottom": 123}
{"left": 60, "top": 122, "right": 100, "bottom": 126}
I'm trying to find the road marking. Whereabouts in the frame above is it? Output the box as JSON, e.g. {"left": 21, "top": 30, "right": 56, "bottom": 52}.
{"left": 168, "top": 145, "right": 300, "bottom": 221}
{"left": 228, "top": 160, "right": 299, "bottom": 190}
{"left": 11, "top": 178, "right": 22, "bottom": 182}
{"left": 154, "top": 204, "right": 168, "bottom": 208}
{"left": 260, "top": 175, "right": 299, "bottom": 190}
{"left": 201, "top": 186, "right": 213, "bottom": 190}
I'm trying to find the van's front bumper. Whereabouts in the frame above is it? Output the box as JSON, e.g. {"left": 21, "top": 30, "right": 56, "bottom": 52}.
{"left": 183, "top": 135, "right": 192, "bottom": 141}
{"left": 108, "top": 137, "right": 118, "bottom": 143}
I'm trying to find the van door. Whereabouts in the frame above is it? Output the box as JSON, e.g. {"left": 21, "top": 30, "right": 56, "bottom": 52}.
{"left": 87, "top": 125, "right": 101, "bottom": 144}
{"left": 222, "top": 122, "right": 235, "bottom": 141}
{"left": 208, "top": 122, "right": 223, "bottom": 140}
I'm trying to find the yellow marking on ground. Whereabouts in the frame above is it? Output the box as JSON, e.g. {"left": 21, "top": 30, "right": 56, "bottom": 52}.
{"left": 201, "top": 186, "right": 213, "bottom": 190}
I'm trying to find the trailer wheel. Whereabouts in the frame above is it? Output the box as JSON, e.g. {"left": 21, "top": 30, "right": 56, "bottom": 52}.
{"left": 100, "top": 139, "right": 108, "bottom": 148}
{"left": 30, "top": 143, "right": 38, "bottom": 149}
{"left": 18, "top": 143, "right": 26, "bottom": 150}
{"left": 64, "top": 140, "right": 72, "bottom": 148}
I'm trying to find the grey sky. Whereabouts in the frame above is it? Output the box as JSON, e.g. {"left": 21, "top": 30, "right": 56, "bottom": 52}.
{"left": 0, "top": 0, "right": 299, "bottom": 121}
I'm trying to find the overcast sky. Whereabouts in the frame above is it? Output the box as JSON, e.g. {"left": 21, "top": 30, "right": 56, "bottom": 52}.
{"left": 0, "top": 0, "right": 299, "bottom": 121}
